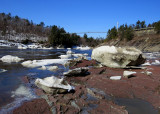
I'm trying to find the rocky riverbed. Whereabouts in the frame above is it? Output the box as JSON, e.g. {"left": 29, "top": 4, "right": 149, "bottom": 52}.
{"left": 0, "top": 45, "right": 160, "bottom": 114}
{"left": 12, "top": 58, "right": 160, "bottom": 114}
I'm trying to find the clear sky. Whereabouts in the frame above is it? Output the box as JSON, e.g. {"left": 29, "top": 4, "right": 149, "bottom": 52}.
{"left": 0, "top": 0, "right": 160, "bottom": 38}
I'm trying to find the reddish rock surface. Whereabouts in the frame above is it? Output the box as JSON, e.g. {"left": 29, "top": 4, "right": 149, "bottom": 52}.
{"left": 13, "top": 98, "right": 52, "bottom": 114}
{"left": 71, "top": 59, "right": 97, "bottom": 69}
{"left": 17, "top": 60, "right": 160, "bottom": 113}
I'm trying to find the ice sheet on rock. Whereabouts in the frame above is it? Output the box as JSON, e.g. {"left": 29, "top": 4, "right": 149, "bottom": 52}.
{"left": 35, "top": 76, "right": 74, "bottom": 91}
{"left": 110, "top": 76, "right": 121, "bottom": 80}
{"left": 0, "top": 55, "right": 24, "bottom": 63}
{"left": 21, "top": 59, "right": 70, "bottom": 68}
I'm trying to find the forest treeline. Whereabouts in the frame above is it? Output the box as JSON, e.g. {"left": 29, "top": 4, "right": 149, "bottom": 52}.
{"left": 0, "top": 12, "right": 104, "bottom": 47}
{"left": 106, "top": 20, "right": 160, "bottom": 41}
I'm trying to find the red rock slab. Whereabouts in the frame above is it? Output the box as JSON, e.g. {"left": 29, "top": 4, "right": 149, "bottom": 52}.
{"left": 85, "top": 65, "right": 160, "bottom": 108}
{"left": 89, "top": 100, "right": 128, "bottom": 114}
{"left": 13, "top": 98, "right": 52, "bottom": 114}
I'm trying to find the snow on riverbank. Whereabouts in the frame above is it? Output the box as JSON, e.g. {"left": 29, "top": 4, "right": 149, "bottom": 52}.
{"left": 0, "top": 40, "right": 53, "bottom": 50}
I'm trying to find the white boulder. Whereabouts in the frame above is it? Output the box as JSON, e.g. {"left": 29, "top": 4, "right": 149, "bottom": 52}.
{"left": 35, "top": 76, "right": 74, "bottom": 94}
{"left": 0, "top": 55, "right": 24, "bottom": 63}
{"left": 91, "top": 46, "right": 146, "bottom": 68}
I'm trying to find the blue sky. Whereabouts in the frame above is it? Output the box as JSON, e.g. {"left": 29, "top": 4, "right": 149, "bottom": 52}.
{"left": 0, "top": 0, "right": 160, "bottom": 38}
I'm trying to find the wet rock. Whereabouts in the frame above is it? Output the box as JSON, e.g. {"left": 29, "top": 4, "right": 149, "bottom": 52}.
{"left": 123, "top": 71, "right": 136, "bottom": 78}
{"left": 35, "top": 76, "right": 74, "bottom": 94}
{"left": 91, "top": 46, "right": 146, "bottom": 68}
{"left": 63, "top": 67, "right": 89, "bottom": 77}
{"left": 13, "top": 98, "right": 52, "bottom": 114}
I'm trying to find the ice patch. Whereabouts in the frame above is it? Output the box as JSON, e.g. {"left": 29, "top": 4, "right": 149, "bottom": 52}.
{"left": 0, "top": 69, "right": 7, "bottom": 73}
{"left": 76, "top": 46, "right": 90, "bottom": 50}
{"left": 141, "top": 62, "right": 151, "bottom": 66}
{"left": 151, "top": 60, "right": 160, "bottom": 65}
{"left": 11, "top": 85, "right": 36, "bottom": 98}
{"left": 0, "top": 55, "right": 24, "bottom": 63}
{"left": 59, "top": 54, "right": 72, "bottom": 59}
{"left": 110, "top": 76, "right": 121, "bottom": 80}
{"left": 0, "top": 85, "right": 37, "bottom": 113}
{"left": 38, "top": 65, "right": 58, "bottom": 71}
{"left": 22, "top": 59, "right": 70, "bottom": 68}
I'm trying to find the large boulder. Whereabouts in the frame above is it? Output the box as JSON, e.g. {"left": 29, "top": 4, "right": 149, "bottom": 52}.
{"left": 91, "top": 46, "right": 146, "bottom": 68}
{"left": 35, "top": 76, "right": 74, "bottom": 94}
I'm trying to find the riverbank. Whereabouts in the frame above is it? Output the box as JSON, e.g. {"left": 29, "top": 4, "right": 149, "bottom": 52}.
{"left": 13, "top": 58, "right": 160, "bottom": 114}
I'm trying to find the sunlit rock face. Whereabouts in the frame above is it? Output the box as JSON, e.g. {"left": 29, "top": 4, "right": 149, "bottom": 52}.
{"left": 91, "top": 46, "right": 146, "bottom": 68}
